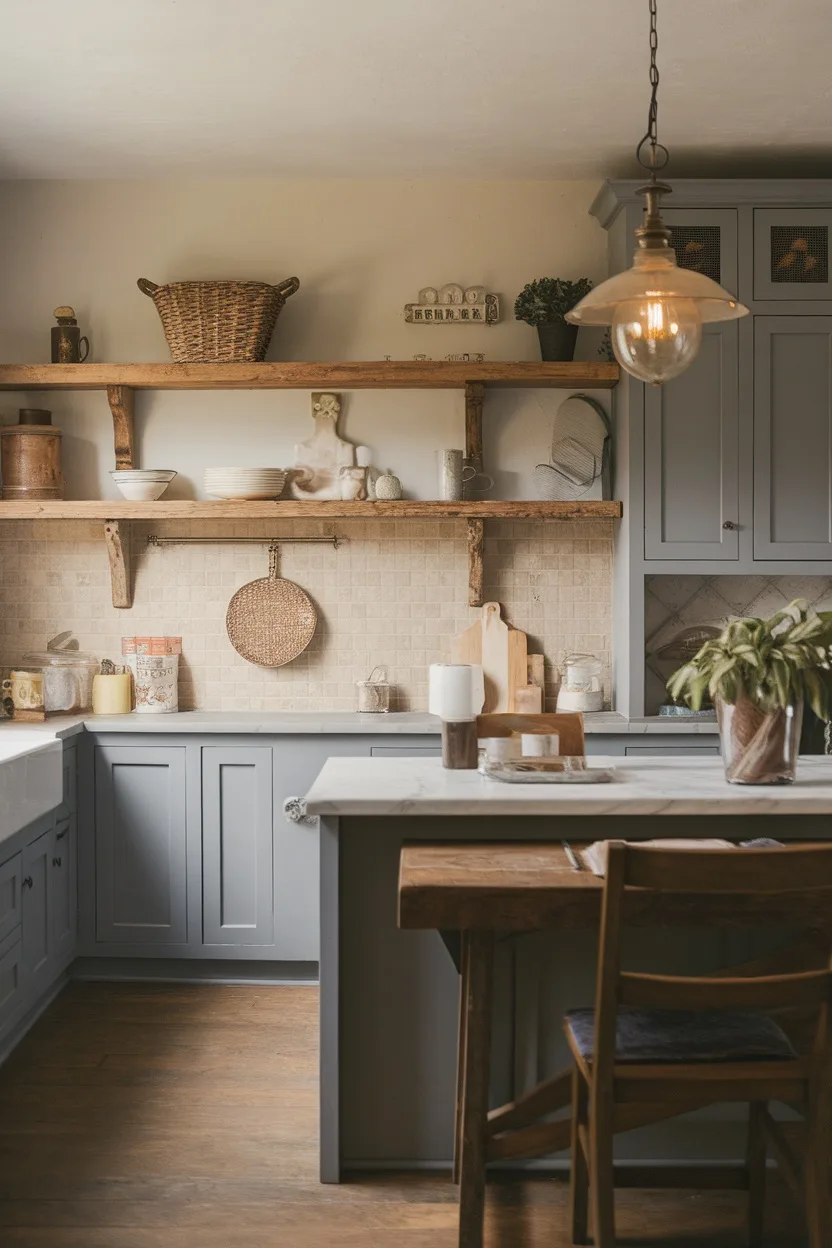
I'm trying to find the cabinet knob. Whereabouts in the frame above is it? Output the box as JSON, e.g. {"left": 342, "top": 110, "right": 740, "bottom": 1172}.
{"left": 722, "top": 520, "right": 736, "bottom": 531}
{"left": 52, "top": 856, "right": 62, "bottom": 867}
{"left": 21, "top": 876, "right": 33, "bottom": 889}
{"left": 283, "top": 796, "right": 316, "bottom": 826}
{"left": 55, "top": 827, "right": 68, "bottom": 841}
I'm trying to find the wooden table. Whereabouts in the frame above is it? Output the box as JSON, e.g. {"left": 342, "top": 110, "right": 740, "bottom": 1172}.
{"left": 398, "top": 840, "right": 827, "bottom": 1248}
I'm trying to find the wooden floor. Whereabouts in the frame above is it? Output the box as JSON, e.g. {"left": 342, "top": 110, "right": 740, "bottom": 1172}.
{"left": 0, "top": 983, "right": 809, "bottom": 1246}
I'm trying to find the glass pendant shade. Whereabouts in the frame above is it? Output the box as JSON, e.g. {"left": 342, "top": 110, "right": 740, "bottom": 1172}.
{"left": 567, "top": 244, "right": 748, "bottom": 384}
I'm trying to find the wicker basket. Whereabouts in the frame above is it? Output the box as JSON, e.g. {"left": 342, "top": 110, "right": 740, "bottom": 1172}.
{"left": 137, "top": 276, "right": 300, "bottom": 363}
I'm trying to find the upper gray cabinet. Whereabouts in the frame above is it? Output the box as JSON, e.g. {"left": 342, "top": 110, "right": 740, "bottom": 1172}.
{"left": 754, "top": 209, "right": 832, "bottom": 301}
{"left": 644, "top": 323, "right": 739, "bottom": 560}
{"left": 94, "top": 745, "right": 188, "bottom": 944}
{"left": 639, "top": 208, "right": 740, "bottom": 561}
{"left": 202, "top": 747, "right": 274, "bottom": 947}
{"left": 754, "top": 317, "right": 832, "bottom": 559}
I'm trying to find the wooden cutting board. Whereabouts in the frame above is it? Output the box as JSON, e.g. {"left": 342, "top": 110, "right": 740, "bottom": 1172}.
{"left": 449, "top": 602, "right": 527, "bottom": 713}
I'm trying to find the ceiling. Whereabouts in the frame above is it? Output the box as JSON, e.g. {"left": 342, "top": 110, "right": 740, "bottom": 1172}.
{"left": 1, "top": 0, "right": 830, "bottom": 179}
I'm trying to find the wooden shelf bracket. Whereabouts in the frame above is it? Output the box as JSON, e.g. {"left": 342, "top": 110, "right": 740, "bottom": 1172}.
{"left": 467, "top": 518, "right": 485, "bottom": 608}
{"left": 107, "top": 385, "right": 135, "bottom": 470}
{"left": 464, "top": 381, "right": 485, "bottom": 480}
{"left": 104, "top": 519, "right": 132, "bottom": 608}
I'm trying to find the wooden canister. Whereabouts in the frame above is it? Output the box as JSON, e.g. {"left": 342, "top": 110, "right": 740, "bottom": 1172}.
{"left": 0, "top": 409, "right": 63, "bottom": 500}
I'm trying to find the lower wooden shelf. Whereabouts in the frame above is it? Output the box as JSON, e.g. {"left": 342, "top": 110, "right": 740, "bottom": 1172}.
{"left": 0, "top": 499, "right": 622, "bottom": 520}
{"left": 0, "top": 498, "right": 622, "bottom": 612}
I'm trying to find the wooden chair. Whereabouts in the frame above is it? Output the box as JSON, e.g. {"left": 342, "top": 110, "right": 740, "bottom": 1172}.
{"left": 565, "top": 842, "right": 832, "bottom": 1248}
{"left": 476, "top": 712, "right": 585, "bottom": 756}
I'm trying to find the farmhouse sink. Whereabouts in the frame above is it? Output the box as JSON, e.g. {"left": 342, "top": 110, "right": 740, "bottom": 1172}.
{"left": 0, "top": 736, "right": 63, "bottom": 848}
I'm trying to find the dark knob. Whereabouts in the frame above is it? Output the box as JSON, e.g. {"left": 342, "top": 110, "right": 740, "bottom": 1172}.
{"left": 21, "top": 876, "right": 33, "bottom": 889}
{"left": 722, "top": 521, "right": 736, "bottom": 531}
{"left": 52, "top": 856, "right": 62, "bottom": 867}
{"left": 55, "top": 827, "right": 68, "bottom": 841}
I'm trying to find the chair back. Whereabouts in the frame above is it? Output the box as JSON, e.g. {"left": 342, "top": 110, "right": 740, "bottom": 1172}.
{"left": 592, "top": 842, "right": 832, "bottom": 1081}
{"left": 476, "top": 712, "right": 585, "bottom": 757}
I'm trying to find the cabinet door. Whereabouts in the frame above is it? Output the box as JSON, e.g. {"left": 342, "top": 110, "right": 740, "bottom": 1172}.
{"left": 754, "top": 209, "right": 832, "bottom": 301}
{"left": 0, "top": 852, "right": 22, "bottom": 946}
{"left": 94, "top": 746, "right": 187, "bottom": 945}
{"left": 644, "top": 323, "right": 739, "bottom": 559}
{"left": 50, "top": 818, "right": 75, "bottom": 965}
{"left": 202, "top": 748, "right": 273, "bottom": 947}
{"left": 21, "top": 829, "right": 51, "bottom": 996}
{"left": 0, "top": 934, "right": 24, "bottom": 1032}
{"left": 754, "top": 317, "right": 832, "bottom": 559}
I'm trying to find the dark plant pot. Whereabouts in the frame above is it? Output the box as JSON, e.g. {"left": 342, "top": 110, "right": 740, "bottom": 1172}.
{"left": 537, "top": 322, "right": 578, "bottom": 362}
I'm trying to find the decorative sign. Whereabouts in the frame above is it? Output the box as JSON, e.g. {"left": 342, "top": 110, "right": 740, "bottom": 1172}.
{"left": 404, "top": 283, "right": 500, "bottom": 325}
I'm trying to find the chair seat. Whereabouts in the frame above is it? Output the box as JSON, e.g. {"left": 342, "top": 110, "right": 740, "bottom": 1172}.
{"left": 565, "top": 1006, "right": 797, "bottom": 1065}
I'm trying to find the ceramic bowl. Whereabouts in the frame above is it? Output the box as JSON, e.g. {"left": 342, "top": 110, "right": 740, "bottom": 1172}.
{"left": 111, "top": 470, "right": 177, "bottom": 502}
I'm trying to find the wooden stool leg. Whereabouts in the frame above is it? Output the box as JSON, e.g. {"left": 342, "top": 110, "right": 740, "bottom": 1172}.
{"left": 745, "top": 1101, "right": 767, "bottom": 1248}
{"left": 804, "top": 1073, "right": 832, "bottom": 1248}
{"left": 453, "top": 932, "right": 470, "bottom": 1185}
{"left": 458, "top": 930, "right": 494, "bottom": 1248}
{"left": 570, "top": 1065, "right": 590, "bottom": 1246}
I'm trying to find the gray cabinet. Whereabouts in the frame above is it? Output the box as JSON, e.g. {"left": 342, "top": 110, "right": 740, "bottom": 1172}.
{"left": 754, "top": 209, "right": 832, "bottom": 301}
{"left": 21, "top": 829, "right": 51, "bottom": 998}
{"left": 0, "top": 932, "right": 23, "bottom": 1027}
{"left": 94, "top": 745, "right": 188, "bottom": 945}
{"left": 0, "top": 852, "right": 22, "bottom": 946}
{"left": 644, "top": 324, "right": 739, "bottom": 560}
{"left": 202, "top": 747, "right": 273, "bottom": 947}
{"left": 754, "top": 316, "right": 832, "bottom": 559}
{"left": 51, "top": 818, "right": 75, "bottom": 966}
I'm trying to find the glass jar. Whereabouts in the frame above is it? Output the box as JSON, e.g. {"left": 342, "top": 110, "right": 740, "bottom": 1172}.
{"left": 20, "top": 648, "right": 98, "bottom": 713}
{"left": 556, "top": 653, "right": 603, "bottom": 713}
{"left": 717, "top": 695, "right": 803, "bottom": 785}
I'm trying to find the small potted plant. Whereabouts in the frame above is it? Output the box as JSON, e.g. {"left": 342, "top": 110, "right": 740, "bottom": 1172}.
{"left": 514, "top": 277, "right": 593, "bottom": 362}
{"left": 667, "top": 600, "right": 832, "bottom": 785}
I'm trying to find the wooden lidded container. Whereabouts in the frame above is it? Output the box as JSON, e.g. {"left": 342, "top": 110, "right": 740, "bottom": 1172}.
{"left": 0, "top": 409, "right": 63, "bottom": 500}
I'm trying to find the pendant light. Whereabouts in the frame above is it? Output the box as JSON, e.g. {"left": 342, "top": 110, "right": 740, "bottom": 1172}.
{"left": 566, "top": 0, "right": 748, "bottom": 384}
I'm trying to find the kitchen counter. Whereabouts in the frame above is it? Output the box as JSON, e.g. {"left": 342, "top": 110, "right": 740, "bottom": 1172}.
{"left": 315, "top": 752, "right": 830, "bottom": 1181}
{"left": 306, "top": 753, "right": 832, "bottom": 817}
{"left": 0, "top": 710, "right": 718, "bottom": 736}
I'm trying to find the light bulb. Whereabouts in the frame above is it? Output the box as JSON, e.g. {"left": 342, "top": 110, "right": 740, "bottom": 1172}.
{"left": 611, "top": 296, "right": 702, "bottom": 385}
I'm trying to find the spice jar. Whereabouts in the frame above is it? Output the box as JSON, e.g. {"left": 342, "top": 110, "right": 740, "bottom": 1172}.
{"left": 0, "top": 409, "right": 63, "bottom": 500}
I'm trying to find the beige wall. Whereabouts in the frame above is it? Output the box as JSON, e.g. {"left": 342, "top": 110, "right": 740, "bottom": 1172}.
{"left": 0, "top": 179, "right": 614, "bottom": 710}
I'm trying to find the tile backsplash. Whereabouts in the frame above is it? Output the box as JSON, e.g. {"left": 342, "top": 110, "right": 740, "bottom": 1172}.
{"left": 0, "top": 519, "right": 613, "bottom": 712}
{"left": 645, "top": 574, "right": 832, "bottom": 714}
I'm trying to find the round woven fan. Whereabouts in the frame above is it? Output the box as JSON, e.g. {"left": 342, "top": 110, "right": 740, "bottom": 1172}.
{"left": 226, "top": 546, "right": 317, "bottom": 667}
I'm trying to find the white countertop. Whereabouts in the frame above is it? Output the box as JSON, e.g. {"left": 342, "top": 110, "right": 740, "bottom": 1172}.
{"left": 0, "top": 710, "right": 718, "bottom": 737}
{"left": 304, "top": 754, "right": 832, "bottom": 817}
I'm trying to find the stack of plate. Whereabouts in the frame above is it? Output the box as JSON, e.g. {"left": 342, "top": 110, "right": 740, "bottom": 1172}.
{"left": 204, "top": 468, "right": 288, "bottom": 500}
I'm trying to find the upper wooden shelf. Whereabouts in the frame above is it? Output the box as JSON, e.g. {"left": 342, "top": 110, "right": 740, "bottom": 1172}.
{"left": 0, "top": 361, "right": 619, "bottom": 391}
{"left": 0, "top": 499, "right": 623, "bottom": 521}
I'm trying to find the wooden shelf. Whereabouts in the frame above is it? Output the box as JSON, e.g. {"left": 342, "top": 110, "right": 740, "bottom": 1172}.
{"left": 0, "top": 361, "right": 619, "bottom": 390}
{"left": 0, "top": 500, "right": 623, "bottom": 521}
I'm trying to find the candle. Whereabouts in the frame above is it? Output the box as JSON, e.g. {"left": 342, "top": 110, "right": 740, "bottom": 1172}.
{"left": 428, "top": 664, "right": 484, "bottom": 722}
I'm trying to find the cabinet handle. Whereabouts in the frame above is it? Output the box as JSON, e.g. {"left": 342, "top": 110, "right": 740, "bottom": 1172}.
{"left": 722, "top": 521, "right": 736, "bottom": 531}
{"left": 52, "top": 856, "right": 62, "bottom": 868}
{"left": 283, "top": 796, "right": 316, "bottom": 826}
{"left": 55, "top": 827, "right": 68, "bottom": 841}
{"left": 21, "top": 876, "right": 33, "bottom": 889}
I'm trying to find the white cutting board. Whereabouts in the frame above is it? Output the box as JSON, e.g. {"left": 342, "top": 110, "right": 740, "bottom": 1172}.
{"left": 290, "top": 393, "right": 356, "bottom": 500}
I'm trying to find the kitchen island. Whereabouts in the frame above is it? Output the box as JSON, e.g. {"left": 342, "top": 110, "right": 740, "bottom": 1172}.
{"left": 305, "top": 754, "right": 832, "bottom": 1181}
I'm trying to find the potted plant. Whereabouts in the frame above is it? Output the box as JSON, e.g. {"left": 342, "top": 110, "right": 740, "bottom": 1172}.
{"left": 514, "top": 277, "right": 593, "bottom": 362}
{"left": 667, "top": 600, "right": 832, "bottom": 785}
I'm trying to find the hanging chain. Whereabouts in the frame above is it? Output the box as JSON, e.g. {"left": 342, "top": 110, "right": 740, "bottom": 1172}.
{"left": 636, "top": 0, "right": 669, "bottom": 173}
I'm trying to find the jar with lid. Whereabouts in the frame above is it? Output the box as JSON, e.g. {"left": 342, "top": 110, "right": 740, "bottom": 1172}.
{"left": 556, "top": 653, "right": 603, "bottom": 713}
{"left": 3, "top": 642, "right": 98, "bottom": 719}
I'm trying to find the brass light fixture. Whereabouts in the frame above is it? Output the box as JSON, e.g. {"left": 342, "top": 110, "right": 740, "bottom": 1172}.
{"left": 567, "top": 0, "right": 748, "bottom": 384}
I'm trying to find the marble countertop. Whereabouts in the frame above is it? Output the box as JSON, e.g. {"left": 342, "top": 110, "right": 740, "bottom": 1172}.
{"left": 304, "top": 754, "right": 832, "bottom": 817}
{"left": 0, "top": 710, "right": 718, "bottom": 737}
